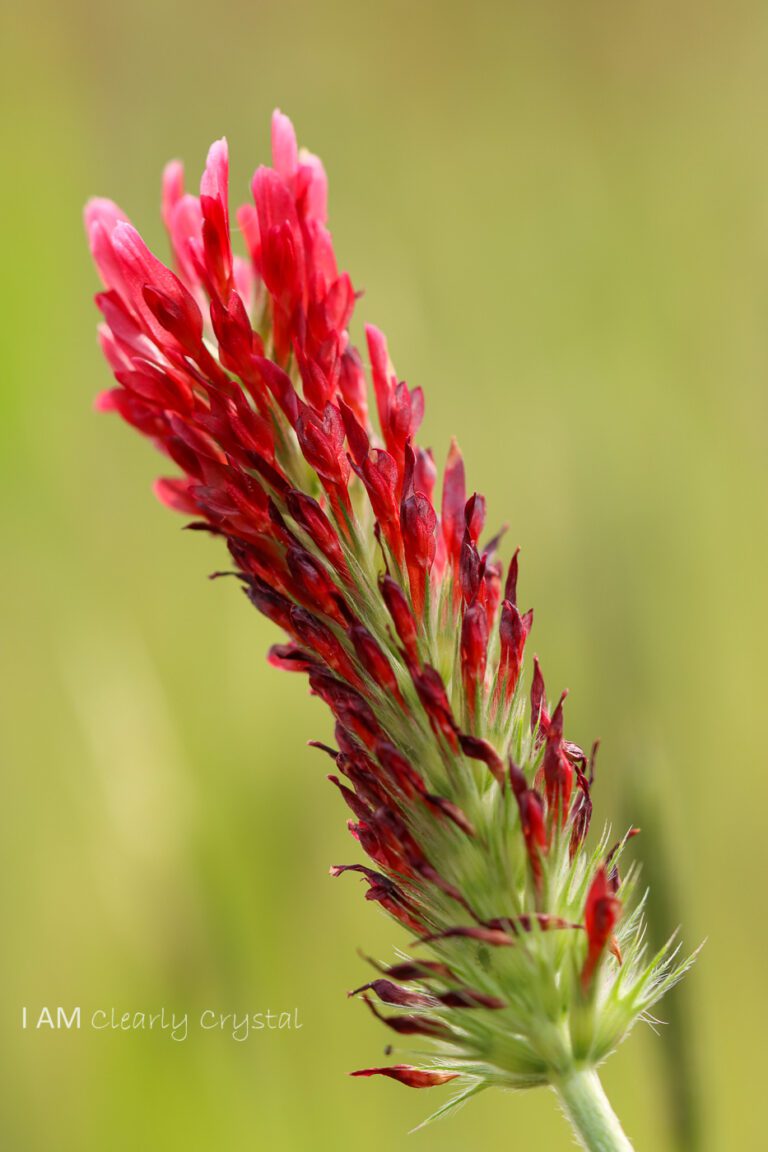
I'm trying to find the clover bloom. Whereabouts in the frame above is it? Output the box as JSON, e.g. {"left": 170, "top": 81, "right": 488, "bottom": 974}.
{"left": 85, "top": 111, "right": 695, "bottom": 1150}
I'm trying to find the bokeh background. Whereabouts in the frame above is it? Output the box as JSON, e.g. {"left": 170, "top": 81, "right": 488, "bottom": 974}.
{"left": 2, "top": 1, "right": 767, "bottom": 1149}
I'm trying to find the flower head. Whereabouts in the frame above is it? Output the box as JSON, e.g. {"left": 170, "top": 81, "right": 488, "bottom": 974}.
{"left": 86, "top": 111, "right": 696, "bottom": 1122}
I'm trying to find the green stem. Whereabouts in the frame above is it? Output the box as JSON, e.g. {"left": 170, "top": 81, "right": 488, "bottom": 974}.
{"left": 553, "top": 1069, "right": 634, "bottom": 1152}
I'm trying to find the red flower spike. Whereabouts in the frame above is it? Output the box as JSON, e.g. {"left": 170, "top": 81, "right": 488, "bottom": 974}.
{"left": 581, "top": 867, "right": 622, "bottom": 992}
{"left": 89, "top": 113, "right": 687, "bottom": 1118}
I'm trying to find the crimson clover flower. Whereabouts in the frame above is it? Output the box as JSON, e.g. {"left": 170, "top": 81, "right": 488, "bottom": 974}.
{"left": 85, "top": 111, "right": 697, "bottom": 1150}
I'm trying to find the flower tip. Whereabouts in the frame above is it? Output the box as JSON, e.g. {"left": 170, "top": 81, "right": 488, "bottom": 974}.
{"left": 271, "top": 109, "right": 298, "bottom": 178}
{"left": 83, "top": 197, "right": 128, "bottom": 242}
{"left": 365, "top": 323, "right": 390, "bottom": 365}
{"left": 152, "top": 476, "right": 198, "bottom": 514}
{"left": 350, "top": 1066, "right": 459, "bottom": 1088}
{"left": 307, "top": 740, "right": 337, "bottom": 760}
{"left": 446, "top": 436, "right": 462, "bottom": 463}
{"left": 161, "top": 161, "right": 185, "bottom": 230}
{"left": 201, "top": 138, "right": 229, "bottom": 200}
{"left": 110, "top": 219, "right": 140, "bottom": 254}
{"left": 93, "top": 389, "right": 116, "bottom": 413}
{"left": 162, "top": 159, "right": 184, "bottom": 182}
{"left": 82, "top": 197, "right": 102, "bottom": 229}
{"left": 581, "top": 865, "right": 623, "bottom": 991}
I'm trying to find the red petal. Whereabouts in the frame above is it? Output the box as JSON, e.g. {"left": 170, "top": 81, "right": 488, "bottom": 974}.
{"left": 350, "top": 1066, "right": 458, "bottom": 1088}
{"left": 271, "top": 108, "right": 298, "bottom": 179}
{"left": 441, "top": 439, "right": 466, "bottom": 567}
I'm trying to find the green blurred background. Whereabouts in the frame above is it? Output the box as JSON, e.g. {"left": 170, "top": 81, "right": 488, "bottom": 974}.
{"left": 1, "top": 1, "right": 766, "bottom": 1148}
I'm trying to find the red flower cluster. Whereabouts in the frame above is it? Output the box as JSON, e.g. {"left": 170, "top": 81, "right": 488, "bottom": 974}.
{"left": 86, "top": 111, "right": 624, "bottom": 1087}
